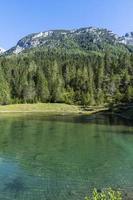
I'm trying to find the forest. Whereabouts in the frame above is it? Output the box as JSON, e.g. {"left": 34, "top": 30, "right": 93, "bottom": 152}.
{"left": 0, "top": 47, "right": 133, "bottom": 106}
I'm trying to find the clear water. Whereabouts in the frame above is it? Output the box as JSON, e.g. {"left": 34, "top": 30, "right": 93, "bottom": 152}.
{"left": 0, "top": 113, "right": 132, "bottom": 199}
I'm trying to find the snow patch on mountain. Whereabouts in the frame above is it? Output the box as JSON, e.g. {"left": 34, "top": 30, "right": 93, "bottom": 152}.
{"left": 0, "top": 47, "right": 6, "bottom": 54}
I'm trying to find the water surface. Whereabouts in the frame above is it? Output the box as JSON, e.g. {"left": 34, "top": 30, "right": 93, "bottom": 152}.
{"left": 0, "top": 113, "right": 132, "bottom": 199}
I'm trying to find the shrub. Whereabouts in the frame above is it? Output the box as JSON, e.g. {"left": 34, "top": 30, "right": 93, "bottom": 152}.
{"left": 85, "top": 188, "right": 122, "bottom": 200}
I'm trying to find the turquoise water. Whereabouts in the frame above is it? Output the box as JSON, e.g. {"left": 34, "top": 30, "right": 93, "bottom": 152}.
{"left": 0, "top": 114, "right": 132, "bottom": 199}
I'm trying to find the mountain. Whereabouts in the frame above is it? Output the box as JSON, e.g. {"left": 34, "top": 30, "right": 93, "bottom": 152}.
{"left": 0, "top": 47, "right": 6, "bottom": 54}
{"left": 0, "top": 27, "right": 133, "bottom": 106}
{"left": 6, "top": 27, "right": 133, "bottom": 55}
{"left": 123, "top": 32, "right": 133, "bottom": 45}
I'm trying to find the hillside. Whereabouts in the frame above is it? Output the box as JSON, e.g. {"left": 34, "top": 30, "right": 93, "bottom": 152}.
{"left": 0, "top": 27, "right": 133, "bottom": 107}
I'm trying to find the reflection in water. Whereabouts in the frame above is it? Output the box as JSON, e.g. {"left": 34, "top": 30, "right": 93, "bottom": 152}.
{"left": 0, "top": 114, "right": 132, "bottom": 199}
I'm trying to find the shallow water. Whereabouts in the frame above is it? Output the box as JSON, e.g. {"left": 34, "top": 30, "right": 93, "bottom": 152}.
{"left": 0, "top": 113, "right": 132, "bottom": 199}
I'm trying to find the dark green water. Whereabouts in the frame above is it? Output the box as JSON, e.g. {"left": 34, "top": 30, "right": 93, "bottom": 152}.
{"left": 0, "top": 113, "right": 133, "bottom": 200}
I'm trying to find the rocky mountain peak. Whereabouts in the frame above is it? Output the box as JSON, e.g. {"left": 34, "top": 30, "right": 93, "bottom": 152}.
{"left": 4, "top": 27, "right": 133, "bottom": 55}
{"left": 123, "top": 32, "right": 133, "bottom": 45}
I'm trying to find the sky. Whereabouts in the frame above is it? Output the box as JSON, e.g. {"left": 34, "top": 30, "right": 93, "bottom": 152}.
{"left": 0, "top": 0, "right": 133, "bottom": 49}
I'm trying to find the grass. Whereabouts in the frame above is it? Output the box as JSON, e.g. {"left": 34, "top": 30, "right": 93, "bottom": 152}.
{"left": 0, "top": 103, "right": 107, "bottom": 115}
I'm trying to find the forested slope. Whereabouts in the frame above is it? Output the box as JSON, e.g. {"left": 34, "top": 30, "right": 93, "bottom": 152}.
{"left": 0, "top": 27, "right": 133, "bottom": 106}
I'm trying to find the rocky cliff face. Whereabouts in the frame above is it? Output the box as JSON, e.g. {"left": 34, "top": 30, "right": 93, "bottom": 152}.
{"left": 123, "top": 32, "right": 133, "bottom": 45}
{"left": 5, "top": 27, "right": 133, "bottom": 54}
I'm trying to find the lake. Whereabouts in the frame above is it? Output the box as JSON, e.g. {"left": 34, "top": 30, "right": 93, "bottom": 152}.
{"left": 0, "top": 113, "right": 133, "bottom": 199}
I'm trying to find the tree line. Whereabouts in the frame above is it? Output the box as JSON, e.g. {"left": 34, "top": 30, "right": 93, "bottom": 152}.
{"left": 0, "top": 48, "right": 133, "bottom": 105}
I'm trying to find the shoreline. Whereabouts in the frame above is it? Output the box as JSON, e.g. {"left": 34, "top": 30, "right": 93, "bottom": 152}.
{"left": 0, "top": 103, "right": 108, "bottom": 115}
{"left": 0, "top": 103, "right": 132, "bottom": 121}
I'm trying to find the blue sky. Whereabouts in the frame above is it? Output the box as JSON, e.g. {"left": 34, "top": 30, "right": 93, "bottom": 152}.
{"left": 0, "top": 0, "right": 133, "bottom": 49}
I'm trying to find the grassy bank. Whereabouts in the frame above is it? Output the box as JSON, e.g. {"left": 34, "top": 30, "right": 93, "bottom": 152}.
{"left": 0, "top": 103, "right": 132, "bottom": 119}
{"left": 0, "top": 103, "right": 107, "bottom": 115}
